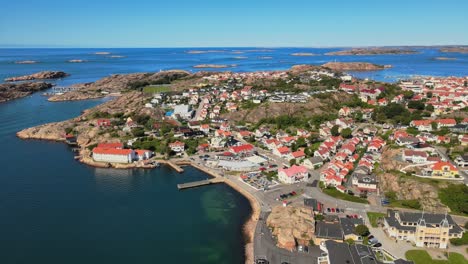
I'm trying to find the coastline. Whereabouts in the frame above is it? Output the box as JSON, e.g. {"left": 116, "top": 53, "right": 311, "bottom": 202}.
{"left": 16, "top": 124, "right": 259, "bottom": 263}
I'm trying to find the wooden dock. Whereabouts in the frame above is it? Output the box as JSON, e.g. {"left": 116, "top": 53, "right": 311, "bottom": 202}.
{"left": 177, "top": 178, "right": 224, "bottom": 190}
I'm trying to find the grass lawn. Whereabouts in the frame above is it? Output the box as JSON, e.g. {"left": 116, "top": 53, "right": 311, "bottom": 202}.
{"left": 322, "top": 187, "right": 368, "bottom": 204}
{"left": 405, "top": 250, "right": 468, "bottom": 264}
{"left": 143, "top": 85, "right": 171, "bottom": 93}
{"left": 366, "top": 212, "right": 386, "bottom": 227}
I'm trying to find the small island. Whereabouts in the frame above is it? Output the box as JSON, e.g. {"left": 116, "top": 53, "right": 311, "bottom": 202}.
{"left": 321, "top": 62, "right": 389, "bottom": 71}
{"left": 94, "top": 52, "right": 111, "bottom": 55}
{"left": 108, "top": 55, "right": 125, "bottom": 58}
{"left": 290, "top": 53, "right": 316, "bottom": 56}
{"left": 68, "top": 59, "right": 86, "bottom": 63}
{"left": 14, "top": 60, "right": 39, "bottom": 64}
{"left": 5, "top": 71, "right": 69, "bottom": 82}
{"left": 0, "top": 82, "right": 53, "bottom": 102}
{"left": 434, "top": 57, "right": 457, "bottom": 61}
{"left": 326, "top": 48, "right": 418, "bottom": 56}
{"left": 193, "top": 64, "right": 234, "bottom": 69}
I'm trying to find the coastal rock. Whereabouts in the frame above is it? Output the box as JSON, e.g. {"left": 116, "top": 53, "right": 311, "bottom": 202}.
{"left": 434, "top": 57, "right": 457, "bottom": 61}
{"left": 266, "top": 206, "right": 314, "bottom": 250}
{"left": 0, "top": 82, "right": 53, "bottom": 102}
{"left": 325, "top": 48, "right": 418, "bottom": 56}
{"left": 5, "top": 71, "right": 69, "bottom": 82}
{"left": 94, "top": 52, "right": 111, "bottom": 55}
{"left": 322, "top": 62, "right": 387, "bottom": 71}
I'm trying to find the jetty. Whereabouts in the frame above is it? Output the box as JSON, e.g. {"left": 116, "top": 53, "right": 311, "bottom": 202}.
{"left": 177, "top": 178, "right": 224, "bottom": 190}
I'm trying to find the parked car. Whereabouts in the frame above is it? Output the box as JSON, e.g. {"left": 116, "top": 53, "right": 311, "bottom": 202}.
{"left": 327, "top": 208, "right": 331, "bottom": 212}
{"left": 368, "top": 235, "right": 374, "bottom": 240}
{"left": 372, "top": 243, "right": 382, "bottom": 248}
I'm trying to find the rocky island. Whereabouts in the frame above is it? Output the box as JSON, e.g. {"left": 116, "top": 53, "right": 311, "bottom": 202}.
{"left": 440, "top": 46, "right": 468, "bottom": 54}
{"left": 68, "top": 59, "right": 86, "bottom": 63}
{"left": 326, "top": 48, "right": 418, "bottom": 56}
{"left": 290, "top": 53, "right": 316, "bottom": 56}
{"left": 0, "top": 82, "right": 53, "bottom": 102}
{"left": 5, "top": 71, "right": 69, "bottom": 82}
{"left": 434, "top": 57, "right": 457, "bottom": 61}
{"left": 321, "top": 62, "right": 389, "bottom": 71}
{"left": 14, "top": 60, "right": 39, "bottom": 64}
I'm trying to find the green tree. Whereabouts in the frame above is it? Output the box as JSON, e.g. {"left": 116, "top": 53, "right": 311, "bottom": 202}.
{"left": 408, "top": 100, "right": 425, "bottom": 110}
{"left": 354, "top": 224, "right": 370, "bottom": 236}
{"left": 425, "top": 104, "right": 434, "bottom": 112}
{"left": 131, "top": 127, "right": 145, "bottom": 137}
{"left": 439, "top": 184, "right": 468, "bottom": 215}
{"left": 289, "top": 159, "right": 297, "bottom": 166}
{"left": 331, "top": 125, "right": 340, "bottom": 136}
{"left": 431, "top": 122, "right": 438, "bottom": 131}
{"left": 341, "top": 128, "right": 352, "bottom": 138}
{"left": 427, "top": 91, "right": 433, "bottom": 98}
{"left": 345, "top": 238, "right": 355, "bottom": 245}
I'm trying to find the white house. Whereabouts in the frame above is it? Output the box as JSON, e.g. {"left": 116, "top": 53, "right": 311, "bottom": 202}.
{"left": 169, "top": 141, "right": 185, "bottom": 152}
{"left": 92, "top": 148, "right": 135, "bottom": 163}
{"left": 402, "top": 150, "right": 428, "bottom": 163}
{"left": 278, "top": 165, "right": 309, "bottom": 184}
{"left": 135, "top": 149, "right": 152, "bottom": 161}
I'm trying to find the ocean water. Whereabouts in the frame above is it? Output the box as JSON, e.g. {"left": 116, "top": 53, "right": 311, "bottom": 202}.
{"left": 0, "top": 92, "right": 251, "bottom": 264}
{"left": 0, "top": 47, "right": 467, "bottom": 263}
{"left": 0, "top": 47, "right": 467, "bottom": 86}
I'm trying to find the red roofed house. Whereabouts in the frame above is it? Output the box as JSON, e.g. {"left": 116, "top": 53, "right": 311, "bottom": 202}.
{"left": 274, "top": 146, "right": 291, "bottom": 158}
{"left": 410, "top": 120, "right": 433, "bottom": 131}
{"left": 288, "top": 149, "right": 306, "bottom": 161}
{"left": 278, "top": 165, "right": 309, "bottom": 184}
{"left": 431, "top": 161, "right": 459, "bottom": 178}
{"left": 169, "top": 141, "right": 185, "bottom": 152}
{"left": 97, "top": 119, "right": 111, "bottom": 127}
{"left": 92, "top": 147, "right": 135, "bottom": 163}
{"left": 197, "top": 143, "right": 210, "bottom": 153}
{"left": 339, "top": 107, "right": 352, "bottom": 117}
{"left": 403, "top": 150, "right": 428, "bottom": 163}
{"left": 135, "top": 149, "right": 152, "bottom": 160}
{"left": 436, "top": 118, "right": 457, "bottom": 128}
{"left": 229, "top": 144, "right": 254, "bottom": 155}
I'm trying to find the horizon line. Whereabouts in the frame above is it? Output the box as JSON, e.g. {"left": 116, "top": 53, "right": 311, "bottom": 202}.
{"left": 1, "top": 44, "right": 468, "bottom": 49}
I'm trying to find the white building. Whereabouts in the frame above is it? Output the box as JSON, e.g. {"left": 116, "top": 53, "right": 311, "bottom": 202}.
{"left": 278, "top": 165, "right": 309, "bottom": 184}
{"left": 92, "top": 148, "right": 135, "bottom": 163}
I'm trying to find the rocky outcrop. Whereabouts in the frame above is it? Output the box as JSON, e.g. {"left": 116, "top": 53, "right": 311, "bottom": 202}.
{"left": 48, "top": 70, "right": 190, "bottom": 101}
{"left": 5, "top": 71, "right": 69, "bottom": 82}
{"left": 68, "top": 59, "right": 86, "bottom": 63}
{"left": 0, "top": 82, "right": 53, "bottom": 102}
{"left": 322, "top": 62, "right": 388, "bottom": 71}
{"left": 326, "top": 48, "right": 418, "bottom": 56}
{"left": 434, "top": 57, "right": 457, "bottom": 61}
{"left": 266, "top": 206, "right": 315, "bottom": 251}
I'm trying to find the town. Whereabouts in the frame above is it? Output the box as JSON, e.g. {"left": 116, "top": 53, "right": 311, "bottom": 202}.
{"left": 21, "top": 66, "right": 468, "bottom": 264}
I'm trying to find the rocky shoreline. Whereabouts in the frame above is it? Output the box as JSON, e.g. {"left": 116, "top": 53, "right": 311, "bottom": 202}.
{"left": 5, "top": 71, "right": 69, "bottom": 82}
{"left": 193, "top": 64, "right": 234, "bottom": 68}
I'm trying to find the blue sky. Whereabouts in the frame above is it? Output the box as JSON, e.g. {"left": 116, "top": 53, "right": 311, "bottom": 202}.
{"left": 1, "top": 0, "right": 467, "bottom": 47}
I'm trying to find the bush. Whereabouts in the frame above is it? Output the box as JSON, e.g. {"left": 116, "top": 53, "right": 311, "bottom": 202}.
{"left": 354, "top": 224, "right": 369, "bottom": 236}
{"left": 450, "top": 232, "right": 468, "bottom": 246}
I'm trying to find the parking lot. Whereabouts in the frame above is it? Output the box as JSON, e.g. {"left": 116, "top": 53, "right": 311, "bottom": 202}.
{"left": 241, "top": 171, "right": 279, "bottom": 190}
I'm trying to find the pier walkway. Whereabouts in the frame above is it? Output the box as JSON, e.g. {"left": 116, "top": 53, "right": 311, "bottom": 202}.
{"left": 177, "top": 178, "right": 224, "bottom": 190}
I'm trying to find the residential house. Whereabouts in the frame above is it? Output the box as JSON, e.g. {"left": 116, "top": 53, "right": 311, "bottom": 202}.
{"left": 229, "top": 144, "right": 254, "bottom": 156}
{"left": 274, "top": 146, "right": 291, "bottom": 158}
{"left": 169, "top": 141, "right": 185, "bottom": 153}
{"left": 135, "top": 149, "right": 152, "bottom": 160}
{"left": 351, "top": 173, "right": 378, "bottom": 192}
{"left": 303, "top": 156, "right": 324, "bottom": 169}
{"left": 430, "top": 161, "right": 459, "bottom": 178}
{"left": 402, "top": 150, "right": 428, "bottom": 163}
{"left": 455, "top": 154, "right": 468, "bottom": 167}
{"left": 96, "top": 118, "right": 111, "bottom": 127}
{"left": 340, "top": 217, "right": 364, "bottom": 242}
{"left": 278, "top": 165, "right": 309, "bottom": 184}
{"left": 314, "top": 222, "right": 343, "bottom": 245}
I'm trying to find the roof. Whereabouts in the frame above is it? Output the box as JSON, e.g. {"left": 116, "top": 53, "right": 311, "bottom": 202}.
{"left": 432, "top": 161, "right": 457, "bottom": 171}
{"left": 97, "top": 142, "right": 123, "bottom": 149}
{"left": 93, "top": 147, "right": 133, "bottom": 155}
{"left": 278, "top": 165, "right": 308, "bottom": 178}
{"left": 276, "top": 146, "right": 291, "bottom": 154}
{"left": 339, "top": 217, "right": 362, "bottom": 236}
{"left": 324, "top": 240, "right": 384, "bottom": 264}
{"left": 291, "top": 150, "right": 305, "bottom": 158}
{"left": 315, "top": 222, "right": 343, "bottom": 239}
{"left": 230, "top": 144, "right": 254, "bottom": 153}
{"left": 403, "top": 150, "right": 428, "bottom": 158}
{"left": 135, "top": 149, "right": 150, "bottom": 155}
{"left": 169, "top": 141, "right": 185, "bottom": 147}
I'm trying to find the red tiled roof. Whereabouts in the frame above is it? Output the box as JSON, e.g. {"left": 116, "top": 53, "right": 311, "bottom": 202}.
{"left": 97, "top": 142, "right": 123, "bottom": 149}
{"left": 432, "top": 161, "right": 457, "bottom": 171}
{"left": 230, "top": 144, "right": 254, "bottom": 153}
{"left": 93, "top": 147, "right": 133, "bottom": 155}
